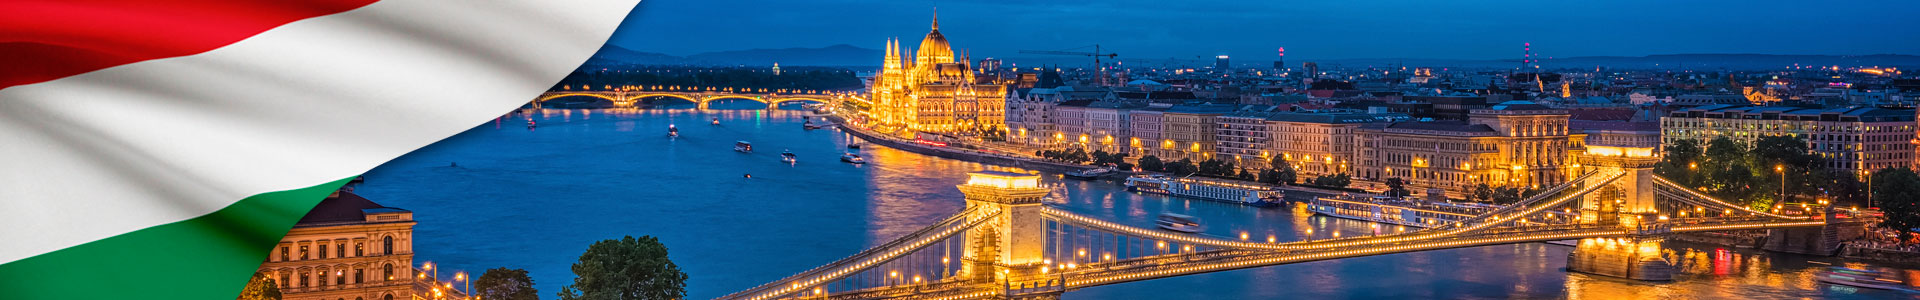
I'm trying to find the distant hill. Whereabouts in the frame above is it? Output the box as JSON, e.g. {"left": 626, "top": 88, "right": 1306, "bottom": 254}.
{"left": 583, "top": 44, "right": 881, "bottom": 67}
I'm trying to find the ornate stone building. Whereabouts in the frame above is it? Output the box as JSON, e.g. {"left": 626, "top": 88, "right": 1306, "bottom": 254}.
{"left": 1356, "top": 101, "right": 1586, "bottom": 198}
{"left": 868, "top": 14, "right": 1007, "bottom": 135}
{"left": 258, "top": 187, "right": 417, "bottom": 300}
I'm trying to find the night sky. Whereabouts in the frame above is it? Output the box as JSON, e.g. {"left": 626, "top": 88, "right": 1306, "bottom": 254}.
{"left": 607, "top": 0, "right": 1920, "bottom": 60}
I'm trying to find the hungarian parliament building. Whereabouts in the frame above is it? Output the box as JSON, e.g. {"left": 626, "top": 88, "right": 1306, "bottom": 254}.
{"left": 866, "top": 14, "right": 1007, "bottom": 135}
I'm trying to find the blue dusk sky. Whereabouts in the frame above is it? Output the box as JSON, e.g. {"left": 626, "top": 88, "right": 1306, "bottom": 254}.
{"left": 607, "top": 0, "right": 1920, "bottom": 60}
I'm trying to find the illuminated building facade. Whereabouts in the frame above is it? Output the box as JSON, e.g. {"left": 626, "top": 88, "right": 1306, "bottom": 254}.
{"left": 1661, "top": 105, "right": 1916, "bottom": 174}
{"left": 1356, "top": 101, "right": 1585, "bottom": 197}
{"left": 257, "top": 188, "right": 416, "bottom": 300}
{"left": 869, "top": 14, "right": 1007, "bottom": 135}
{"left": 1262, "top": 110, "right": 1409, "bottom": 179}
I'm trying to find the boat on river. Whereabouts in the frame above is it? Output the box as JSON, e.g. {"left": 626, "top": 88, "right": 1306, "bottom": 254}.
{"left": 780, "top": 150, "right": 797, "bottom": 163}
{"left": 1125, "top": 175, "right": 1280, "bottom": 207}
{"left": 668, "top": 124, "right": 678, "bottom": 138}
{"left": 734, "top": 141, "right": 753, "bottom": 153}
{"left": 1063, "top": 168, "right": 1113, "bottom": 180}
{"left": 840, "top": 153, "right": 865, "bottom": 164}
{"left": 1818, "top": 267, "right": 1906, "bottom": 290}
{"left": 1156, "top": 213, "right": 1205, "bottom": 233}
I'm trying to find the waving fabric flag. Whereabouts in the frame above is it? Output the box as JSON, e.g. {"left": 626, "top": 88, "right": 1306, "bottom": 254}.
{"left": 0, "top": 0, "right": 641, "bottom": 298}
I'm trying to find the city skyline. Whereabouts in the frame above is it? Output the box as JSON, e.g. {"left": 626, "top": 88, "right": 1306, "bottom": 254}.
{"left": 610, "top": 0, "right": 1920, "bottom": 61}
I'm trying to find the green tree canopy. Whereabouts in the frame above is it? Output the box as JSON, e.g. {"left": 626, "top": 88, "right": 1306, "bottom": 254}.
{"left": 1310, "top": 173, "right": 1352, "bottom": 188}
{"left": 1267, "top": 158, "right": 1297, "bottom": 184}
{"left": 475, "top": 267, "right": 540, "bottom": 300}
{"left": 1384, "top": 178, "right": 1409, "bottom": 198}
{"left": 1166, "top": 159, "right": 1197, "bottom": 176}
{"left": 1137, "top": 156, "right": 1163, "bottom": 172}
{"left": 236, "top": 271, "right": 280, "bottom": 300}
{"left": 557, "top": 236, "right": 687, "bottom": 300}
{"left": 1872, "top": 168, "right": 1920, "bottom": 241}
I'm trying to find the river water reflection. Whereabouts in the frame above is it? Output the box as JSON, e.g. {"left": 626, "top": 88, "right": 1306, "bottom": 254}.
{"left": 358, "top": 108, "right": 1917, "bottom": 299}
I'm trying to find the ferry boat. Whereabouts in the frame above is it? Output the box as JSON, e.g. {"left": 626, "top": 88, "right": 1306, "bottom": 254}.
{"left": 1818, "top": 267, "right": 1906, "bottom": 290}
{"left": 1305, "top": 195, "right": 1575, "bottom": 228}
{"left": 526, "top": 119, "right": 537, "bottom": 129}
{"left": 734, "top": 141, "right": 753, "bottom": 153}
{"left": 780, "top": 150, "right": 797, "bottom": 163}
{"left": 1124, "top": 175, "right": 1280, "bottom": 207}
{"left": 711, "top": 117, "right": 720, "bottom": 125}
{"left": 667, "top": 124, "right": 678, "bottom": 138}
{"left": 1155, "top": 213, "right": 1205, "bottom": 233}
{"left": 840, "top": 153, "right": 865, "bottom": 164}
{"left": 1063, "top": 168, "right": 1113, "bottom": 180}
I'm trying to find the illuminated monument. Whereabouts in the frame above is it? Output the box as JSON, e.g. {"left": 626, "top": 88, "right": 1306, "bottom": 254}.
{"left": 869, "top": 13, "right": 1007, "bottom": 135}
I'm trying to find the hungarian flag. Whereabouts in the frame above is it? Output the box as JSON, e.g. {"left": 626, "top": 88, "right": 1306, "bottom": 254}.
{"left": 0, "top": 0, "right": 640, "bottom": 298}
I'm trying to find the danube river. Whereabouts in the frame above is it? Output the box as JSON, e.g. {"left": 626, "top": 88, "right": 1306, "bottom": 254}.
{"left": 359, "top": 107, "right": 1917, "bottom": 299}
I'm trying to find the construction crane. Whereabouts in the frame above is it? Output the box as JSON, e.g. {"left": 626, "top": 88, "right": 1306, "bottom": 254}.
{"left": 1019, "top": 45, "right": 1118, "bottom": 85}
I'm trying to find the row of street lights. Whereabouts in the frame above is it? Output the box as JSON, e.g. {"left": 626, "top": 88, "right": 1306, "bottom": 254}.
{"left": 421, "top": 261, "right": 474, "bottom": 300}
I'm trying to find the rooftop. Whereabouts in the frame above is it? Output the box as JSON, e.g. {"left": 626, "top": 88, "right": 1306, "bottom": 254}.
{"left": 297, "top": 191, "right": 408, "bottom": 225}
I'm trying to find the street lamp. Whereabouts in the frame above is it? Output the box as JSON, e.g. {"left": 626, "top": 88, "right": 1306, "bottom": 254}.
{"left": 1776, "top": 165, "right": 1785, "bottom": 204}
{"left": 455, "top": 271, "right": 468, "bottom": 298}
{"left": 423, "top": 262, "right": 436, "bottom": 285}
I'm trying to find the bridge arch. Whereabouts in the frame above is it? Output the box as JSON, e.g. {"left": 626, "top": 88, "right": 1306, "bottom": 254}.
{"left": 534, "top": 92, "right": 619, "bottom": 103}
{"left": 768, "top": 97, "right": 829, "bottom": 107}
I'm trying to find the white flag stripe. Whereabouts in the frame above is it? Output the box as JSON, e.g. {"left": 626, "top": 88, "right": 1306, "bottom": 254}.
{"left": 0, "top": 0, "right": 640, "bottom": 263}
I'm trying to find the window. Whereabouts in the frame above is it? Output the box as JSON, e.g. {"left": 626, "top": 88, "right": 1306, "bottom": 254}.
{"left": 336, "top": 272, "right": 345, "bottom": 285}
{"left": 280, "top": 247, "right": 289, "bottom": 262}
{"left": 300, "top": 246, "right": 309, "bottom": 260}
{"left": 299, "top": 272, "right": 309, "bottom": 287}
{"left": 336, "top": 243, "right": 345, "bottom": 258}
{"left": 318, "top": 244, "right": 327, "bottom": 259}
{"left": 383, "top": 236, "right": 394, "bottom": 254}
{"left": 384, "top": 264, "right": 394, "bottom": 280}
{"left": 280, "top": 273, "right": 289, "bottom": 288}
{"left": 355, "top": 243, "right": 364, "bottom": 257}
{"left": 355, "top": 269, "right": 364, "bottom": 284}
{"left": 385, "top": 295, "right": 393, "bottom": 300}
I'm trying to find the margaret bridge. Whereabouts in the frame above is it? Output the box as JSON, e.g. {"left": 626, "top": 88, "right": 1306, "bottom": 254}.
{"left": 534, "top": 88, "right": 845, "bottom": 110}
{"left": 715, "top": 145, "right": 1869, "bottom": 300}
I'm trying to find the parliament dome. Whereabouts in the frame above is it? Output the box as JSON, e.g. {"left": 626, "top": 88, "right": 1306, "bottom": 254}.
{"left": 915, "top": 15, "right": 954, "bottom": 64}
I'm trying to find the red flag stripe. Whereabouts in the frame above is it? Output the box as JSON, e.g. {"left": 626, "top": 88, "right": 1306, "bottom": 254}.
{"left": 0, "top": 0, "right": 379, "bottom": 90}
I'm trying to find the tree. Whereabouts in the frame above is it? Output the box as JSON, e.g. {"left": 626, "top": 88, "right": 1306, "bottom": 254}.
{"left": 1190, "top": 159, "right": 1221, "bottom": 175}
{"left": 1267, "top": 158, "right": 1297, "bottom": 184}
{"left": 1311, "top": 173, "right": 1352, "bottom": 188}
{"left": 557, "top": 236, "right": 687, "bottom": 300}
{"left": 475, "top": 268, "right": 540, "bottom": 300}
{"left": 236, "top": 271, "right": 281, "bottom": 300}
{"left": 1138, "top": 156, "right": 1164, "bottom": 172}
{"left": 1166, "top": 159, "right": 1197, "bottom": 176}
{"left": 1384, "top": 178, "right": 1409, "bottom": 198}
{"left": 1872, "top": 168, "right": 1920, "bottom": 241}
{"left": 1235, "top": 168, "right": 1255, "bottom": 181}
{"left": 1065, "top": 148, "right": 1090, "bottom": 164}
{"left": 1656, "top": 139, "right": 1703, "bottom": 186}
{"left": 1257, "top": 169, "right": 1283, "bottom": 184}
{"left": 1491, "top": 186, "right": 1523, "bottom": 204}
{"left": 1471, "top": 184, "right": 1495, "bottom": 203}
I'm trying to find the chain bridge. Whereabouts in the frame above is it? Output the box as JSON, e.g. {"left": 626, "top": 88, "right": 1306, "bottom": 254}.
{"left": 717, "top": 146, "right": 1863, "bottom": 300}
{"left": 533, "top": 89, "right": 840, "bottom": 110}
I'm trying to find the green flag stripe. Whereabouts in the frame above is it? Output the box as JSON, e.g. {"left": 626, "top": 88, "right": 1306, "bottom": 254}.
{"left": 0, "top": 177, "right": 353, "bottom": 299}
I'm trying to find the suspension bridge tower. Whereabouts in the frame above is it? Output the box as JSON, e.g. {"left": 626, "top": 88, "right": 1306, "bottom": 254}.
{"left": 955, "top": 171, "right": 1052, "bottom": 284}
{"left": 1568, "top": 145, "right": 1674, "bottom": 281}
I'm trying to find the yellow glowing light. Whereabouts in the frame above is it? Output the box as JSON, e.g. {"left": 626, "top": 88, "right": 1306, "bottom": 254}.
{"left": 964, "top": 172, "right": 1040, "bottom": 189}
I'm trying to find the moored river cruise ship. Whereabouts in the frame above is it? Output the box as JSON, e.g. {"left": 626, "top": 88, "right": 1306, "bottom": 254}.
{"left": 1125, "top": 175, "right": 1281, "bottom": 207}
